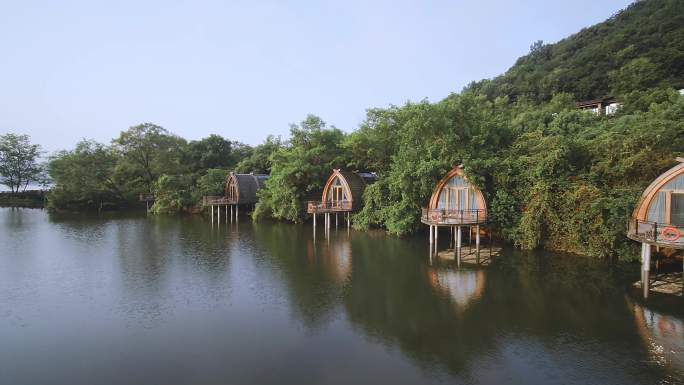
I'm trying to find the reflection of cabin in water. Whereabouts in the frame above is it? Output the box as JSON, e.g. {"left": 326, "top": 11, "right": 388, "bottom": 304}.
{"left": 422, "top": 166, "right": 489, "bottom": 262}
{"left": 307, "top": 169, "right": 377, "bottom": 229}
{"left": 427, "top": 268, "right": 486, "bottom": 310}
{"left": 628, "top": 158, "right": 684, "bottom": 297}
{"left": 633, "top": 302, "right": 684, "bottom": 371}
{"left": 204, "top": 172, "right": 269, "bottom": 222}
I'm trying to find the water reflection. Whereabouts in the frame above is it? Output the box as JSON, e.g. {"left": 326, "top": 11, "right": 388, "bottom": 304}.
{"left": 1, "top": 209, "right": 683, "bottom": 385}
{"left": 634, "top": 302, "right": 684, "bottom": 371}
{"left": 427, "top": 267, "right": 485, "bottom": 310}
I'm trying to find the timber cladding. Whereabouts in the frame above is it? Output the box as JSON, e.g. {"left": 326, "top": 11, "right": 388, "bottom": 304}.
{"left": 320, "top": 169, "right": 378, "bottom": 211}
{"left": 225, "top": 173, "right": 269, "bottom": 205}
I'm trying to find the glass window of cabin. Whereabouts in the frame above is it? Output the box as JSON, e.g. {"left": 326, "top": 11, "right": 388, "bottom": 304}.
{"left": 437, "top": 176, "right": 477, "bottom": 211}
{"left": 227, "top": 178, "right": 238, "bottom": 201}
{"left": 672, "top": 193, "right": 684, "bottom": 226}
{"left": 327, "top": 177, "right": 349, "bottom": 206}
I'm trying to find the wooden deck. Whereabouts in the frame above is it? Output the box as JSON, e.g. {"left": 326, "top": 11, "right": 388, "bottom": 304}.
{"left": 421, "top": 208, "right": 487, "bottom": 226}
{"left": 203, "top": 196, "right": 237, "bottom": 206}
{"left": 436, "top": 245, "right": 502, "bottom": 265}
{"left": 307, "top": 201, "right": 353, "bottom": 214}
{"left": 634, "top": 272, "right": 683, "bottom": 296}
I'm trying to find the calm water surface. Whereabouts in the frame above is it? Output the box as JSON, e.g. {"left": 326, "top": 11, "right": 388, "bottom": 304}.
{"left": 1, "top": 208, "right": 683, "bottom": 385}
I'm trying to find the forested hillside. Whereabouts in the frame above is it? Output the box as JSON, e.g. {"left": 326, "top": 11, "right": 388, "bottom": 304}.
{"left": 466, "top": 0, "right": 684, "bottom": 102}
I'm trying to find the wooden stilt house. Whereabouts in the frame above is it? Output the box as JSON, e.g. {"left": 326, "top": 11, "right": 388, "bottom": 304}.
{"left": 628, "top": 158, "right": 684, "bottom": 297}
{"left": 307, "top": 169, "right": 377, "bottom": 229}
{"left": 422, "top": 166, "right": 488, "bottom": 263}
{"left": 204, "top": 172, "right": 269, "bottom": 223}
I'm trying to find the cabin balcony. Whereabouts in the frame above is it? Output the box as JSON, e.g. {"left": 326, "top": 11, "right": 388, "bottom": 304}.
{"left": 421, "top": 208, "right": 487, "bottom": 226}
{"left": 307, "top": 200, "right": 352, "bottom": 214}
{"left": 627, "top": 219, "right": 684, "bottom": 249}
{"left": 202, "top": 196, "right": 236, "bottom": 206}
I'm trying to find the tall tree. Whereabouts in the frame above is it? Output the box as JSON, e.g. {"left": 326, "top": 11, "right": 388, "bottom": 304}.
{"left": 0, "top": 133, "right": 42, "bottom": 192}
{"left": 186, "top": 134, "right": 236, "bottom": 171}
{"left": 112, "top": 123, "right": 187, "bottom": 193}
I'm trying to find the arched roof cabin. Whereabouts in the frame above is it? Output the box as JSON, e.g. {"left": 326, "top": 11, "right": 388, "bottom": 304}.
{"left": 628, "top": 158, "right": 684, "bottom": 249}
{"left": 224, "top": 172, "right": 269, "bottom": 205}
{"left": 421, "top": 167, "right": 487, "bottom": 226}
{"left": 307, "top": 169, "right": 377, "bottom": 214}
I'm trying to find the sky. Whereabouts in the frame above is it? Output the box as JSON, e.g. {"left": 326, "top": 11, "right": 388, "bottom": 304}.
{"left": 0, "top": 0, "right": 633, "bottom": 153}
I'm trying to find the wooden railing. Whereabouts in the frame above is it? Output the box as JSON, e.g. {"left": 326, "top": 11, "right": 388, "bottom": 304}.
{"left": 628, "top": 219, "right": 684, "bottom": 248}
{"left": 202, "top": 196, "right": 236, "bottom": 206}
{"left": 421, "top": 208, "right": 487, "bottom": 225}
{"left": 307, "top": 200, "right": 352, "bottom": 213}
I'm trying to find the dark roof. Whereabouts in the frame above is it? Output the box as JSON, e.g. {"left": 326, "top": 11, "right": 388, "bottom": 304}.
{"left": 226, "top": 172, "right": 269, "bottom": 204}
{"left": 576, "top": 97, "right": 617, "bottom": 108}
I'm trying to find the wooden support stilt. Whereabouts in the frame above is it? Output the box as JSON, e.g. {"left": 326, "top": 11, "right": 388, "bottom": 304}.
{"left": 476, "top": 224, "right": 481, "bottom": 263}
{"left": 236, "top": 205, "right": 239, "bottom": 220}
{"left": 335, "top": 213, "right": 338, "bottom": 229}
{"left": 450, "top": 226, "right": 454, "bottom": 249}
{"left": 429, "top": 225, "right": 433, "bottom": 244}
{"left": 642, "top": 242, "right": 651, "bottom": 299}
{"left": 456, "top": 226, "right": 462, "bottom": 268}
{"left": 211, "top": 205, "right": 214, "bottom": 224}
{"left": 225, "top": 205, "right": 228, "bottom": 223}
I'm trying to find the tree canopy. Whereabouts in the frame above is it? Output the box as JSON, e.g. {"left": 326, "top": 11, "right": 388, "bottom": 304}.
{"left": 0, "top": 134, "right": 43, "bottom": 193}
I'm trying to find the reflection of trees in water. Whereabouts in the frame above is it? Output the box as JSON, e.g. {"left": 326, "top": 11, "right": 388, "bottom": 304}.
{"left": 343, "top": 241, "right": 653, "bottom": 377}
{"left": 251, "top": 224, "right": 352, "bottom": 329}
{"left": 49, "top": 212, "right": 234, "bottom": 327}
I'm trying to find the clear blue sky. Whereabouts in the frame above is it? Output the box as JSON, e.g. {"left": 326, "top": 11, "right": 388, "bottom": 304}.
{"left": 0, "top": 0, "right": 633, "bottom": 153}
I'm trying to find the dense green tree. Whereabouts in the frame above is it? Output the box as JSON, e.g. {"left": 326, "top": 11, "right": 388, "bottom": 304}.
{"left": 0, "top": 134, "right": 43, "bottom": 193}
{"left": 48, "top": 140, "right": 122, "bottom": 209}
{"left": 186, "top": 134, "right": 236, "bottom": 171}
{"left": 150, "top": 174, "right": 195, "bottom": 214}
{"left": 112, "top": 123, "right": 187, "bottom": 193}
{"left": 196, "top": 168, "right": 229, "bottom": 197}
{"left": 253, "top": 115, "right": 347, "bottom": 222}
{"left": 235, "top": 135, "right": 282, "bottom": 174}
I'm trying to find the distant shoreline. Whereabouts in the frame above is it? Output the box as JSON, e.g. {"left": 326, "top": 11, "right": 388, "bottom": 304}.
{"left": 0, "top": 190, "right": 47, "bottom": 208}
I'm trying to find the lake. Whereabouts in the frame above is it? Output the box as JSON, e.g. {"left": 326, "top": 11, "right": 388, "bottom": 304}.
{"left": 1, "top": 207, "right": 683, "bottom": 385}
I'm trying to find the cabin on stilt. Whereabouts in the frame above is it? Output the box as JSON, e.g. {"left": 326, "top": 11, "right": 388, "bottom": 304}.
{"left": 422, "top": 166, "right": 489, "bottom": 264}
{"left": 627, "top": 158, "right": 684, "bottom": 298}
{"left": 203, "top": 172, "right": 269, "bottom": 223}
{"left": 307, "top": 169, "right": 377, "bottom": 229}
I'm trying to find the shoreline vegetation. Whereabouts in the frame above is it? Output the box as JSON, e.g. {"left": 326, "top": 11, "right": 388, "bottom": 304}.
{"left": 0, "top": 190, "right": 47, "bottom": 208}
{"left": 3, "top": 0, "right": 684, "bottom": 261}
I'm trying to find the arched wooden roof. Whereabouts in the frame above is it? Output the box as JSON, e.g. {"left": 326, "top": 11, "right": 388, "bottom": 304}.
{"left": 633, "top": 159, "right": 684, "bottom": 222}
{"left": 428, "top": 166, "right": 487, "bottom": 215}
{"left": 321, "top": 169, "right": 377, "bottom": 211}
{"left": 224, "top": 172, "right": 269, "bottom": 204}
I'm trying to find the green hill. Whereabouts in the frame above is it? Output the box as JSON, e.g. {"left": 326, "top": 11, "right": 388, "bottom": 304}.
{"left": 467, "top": 0, "right": 684, "bottom": 102}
